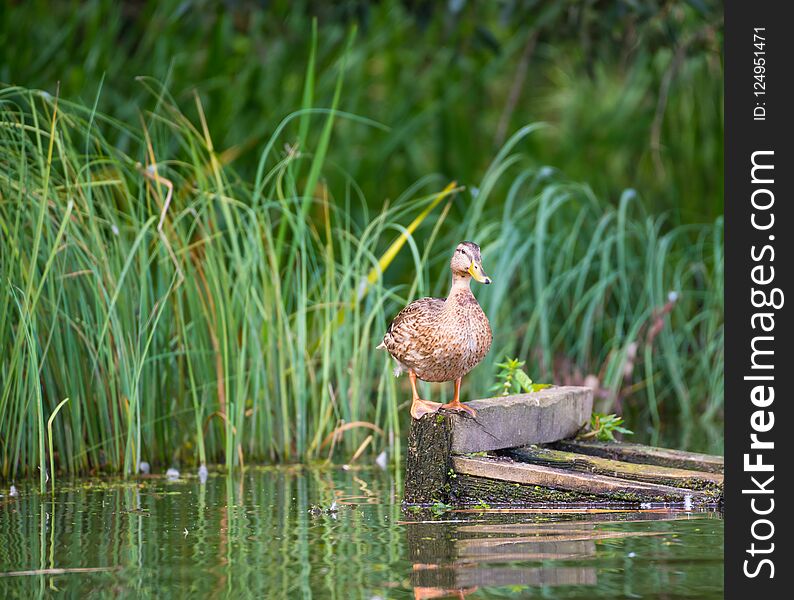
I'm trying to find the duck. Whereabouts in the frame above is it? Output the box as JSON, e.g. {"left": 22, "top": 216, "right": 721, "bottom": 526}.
{"left": 377, "top": 241, "right": 493, "bottom": 419}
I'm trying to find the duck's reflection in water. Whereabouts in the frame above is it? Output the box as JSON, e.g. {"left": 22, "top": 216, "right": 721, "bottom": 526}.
{"left": 405, "top": 509, "right": 695, "bottom": 599}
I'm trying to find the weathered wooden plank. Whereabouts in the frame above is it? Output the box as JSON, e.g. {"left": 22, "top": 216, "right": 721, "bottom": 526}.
{"left": 404, "top": 387, "right": 593, "bottom": 504}
{"left": 551, "top": 439, "right": 724, "bottom": 474}
{"left": 451, "top": 472, "right": 608, "bottom": 504}
{"left": 449, "top": 386, "right": 593, "bottom": 453}
{"left": 505, "top": 446, "right": 723, "bottom": 492}
{"left": 452, "top": 456, "right": 720, "bottom": 505}
{"left": 403, "top": 387, "right": 725, "bottom": 506}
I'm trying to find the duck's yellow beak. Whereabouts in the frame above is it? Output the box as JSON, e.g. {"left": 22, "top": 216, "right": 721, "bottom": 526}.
{"left": 468, "top": 261, "right": 492, "bottom": 284}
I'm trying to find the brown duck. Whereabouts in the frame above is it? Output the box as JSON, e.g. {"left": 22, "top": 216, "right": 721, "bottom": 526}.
{"left": 377, "top": 242, "right": 493, "bottom": 419}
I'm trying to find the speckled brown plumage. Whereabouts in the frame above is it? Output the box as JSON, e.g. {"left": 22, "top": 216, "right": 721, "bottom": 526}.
{"left": 378, "top": 242, "right": 493, "bottom": 384}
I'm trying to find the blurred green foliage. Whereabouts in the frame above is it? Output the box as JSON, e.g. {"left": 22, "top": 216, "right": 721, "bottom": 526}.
{"left": 1, "top": 0, "right": 723, "bottom": 222}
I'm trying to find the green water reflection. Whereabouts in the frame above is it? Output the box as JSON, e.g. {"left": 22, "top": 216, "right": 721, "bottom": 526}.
{"left": 1, "top": 468, "right": 723, "bottom": 598}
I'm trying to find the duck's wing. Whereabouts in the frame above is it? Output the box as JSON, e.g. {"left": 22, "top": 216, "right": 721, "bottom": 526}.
{"left": 378, "top": 297, "right": 445, "bottom": 360}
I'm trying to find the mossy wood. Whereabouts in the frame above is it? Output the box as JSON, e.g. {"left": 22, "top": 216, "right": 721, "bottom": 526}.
{"left": 404, "top": 388, "right": 724, "bottom": 507}
{"left": 452, "top": 456, "right": 719, "bottom": 505}
{"left": 504, "top": 446, "right": 723, "bottom": 493}
{"left": 551, "top": 439, "right": 724, "bottom": 474}
{"left": 404, "top": 411, "right": 453, "bottom": 504}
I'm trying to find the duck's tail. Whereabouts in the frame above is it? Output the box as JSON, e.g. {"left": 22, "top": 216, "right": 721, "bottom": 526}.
{"left": 376, "top": 339, "right": 404, "bottom": 377}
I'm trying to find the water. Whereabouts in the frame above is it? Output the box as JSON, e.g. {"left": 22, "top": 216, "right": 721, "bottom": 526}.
{"left": 0, "top": 468, "right": 723, "bottom": 598}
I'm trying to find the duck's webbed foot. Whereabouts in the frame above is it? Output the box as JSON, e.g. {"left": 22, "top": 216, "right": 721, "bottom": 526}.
{"left": 439, "top": 377, "right": 477, "bottom": 418}
{"left": 410, "top": 398, "right": 443, "bottom": 420}
{"left": 408, "top": 369, "right": 442, "bottom": 420}
{"left": 439, "top": 400, "right": 477, "bottom": 418}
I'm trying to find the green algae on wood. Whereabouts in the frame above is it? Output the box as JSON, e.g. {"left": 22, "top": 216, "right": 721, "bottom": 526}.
{"left": 452, "top": 455, "right": 720, "bottom": 505}
{"left": 402, "top": 392, "right": 723, "bottom": 507}
{"left": 404, "top": 411, "right": 454, "bottom": 504}
{"left": 450, "top": 473, "right": 609, "bottom": 505}
{"left": 551, "top": 439, "right": 724, "bottom": 474}
{"left": 505, "top": 446, "right": 723, "bottom": 493}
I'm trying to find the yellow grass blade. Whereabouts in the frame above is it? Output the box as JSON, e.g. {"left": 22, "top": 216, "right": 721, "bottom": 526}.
{"left": 311, "top": 181, "right": 461, "bottom": 357}
{"left": 359, "top": 180, "right": 461, "bottom": 301}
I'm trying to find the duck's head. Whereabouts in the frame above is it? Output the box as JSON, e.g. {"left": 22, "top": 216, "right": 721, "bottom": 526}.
{"left": 451, "top": 241, "right": 491, "bottom": 284}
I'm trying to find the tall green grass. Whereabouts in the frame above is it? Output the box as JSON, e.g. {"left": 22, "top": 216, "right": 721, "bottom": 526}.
{"left": 0, "top": 78, "right": 722, "bottom": 480}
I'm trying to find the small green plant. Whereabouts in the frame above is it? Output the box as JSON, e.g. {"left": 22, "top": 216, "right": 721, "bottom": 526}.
{"left": 473, "top": 499, "right": 491, "bottom": 510}
{"left": 582, "top": 413, "right": 634, "bottom": 442}
{"left": 492, "top": 357, "right": 551, "bottom": 396}
{"left": 430, "top": 501, "right": 452, "bottom": 516}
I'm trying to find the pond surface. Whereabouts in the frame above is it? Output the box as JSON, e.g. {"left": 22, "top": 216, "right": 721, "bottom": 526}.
{"left": 1, "top": 468, "right": 723, "bottom": 598}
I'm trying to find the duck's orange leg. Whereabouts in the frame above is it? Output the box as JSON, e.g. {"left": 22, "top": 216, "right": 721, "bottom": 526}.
{"left": 440, "top": 377, "right": 477, "bottom": 417}
{"left": 409, "top": 370, "right": 442, "bottom": 419}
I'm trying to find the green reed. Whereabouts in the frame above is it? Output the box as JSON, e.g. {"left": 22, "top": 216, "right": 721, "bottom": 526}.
{"left": 0, "top": 73, "right": 722, "bottom": 478}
